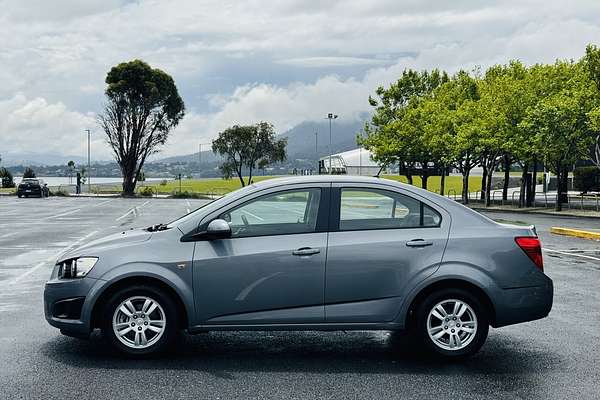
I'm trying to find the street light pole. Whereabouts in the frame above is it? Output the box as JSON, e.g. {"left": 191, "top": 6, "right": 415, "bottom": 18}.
{"left": 326, "top": 113, "right": 338, "bottom": 174}
{"left": 85, "top": 129, "right": 91, "bottom": 193}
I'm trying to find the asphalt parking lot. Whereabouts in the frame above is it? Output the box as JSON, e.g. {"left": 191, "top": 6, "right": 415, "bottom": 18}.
{"left": 0, "top": 196, "right": 599, "bottom": 399}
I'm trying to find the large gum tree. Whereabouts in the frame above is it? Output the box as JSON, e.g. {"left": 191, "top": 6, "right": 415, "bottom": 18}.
{"left": 98, "top": 60, "right": 185, "bottom": 196}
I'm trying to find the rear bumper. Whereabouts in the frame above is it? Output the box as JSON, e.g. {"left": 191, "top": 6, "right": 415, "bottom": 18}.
{"left": 493, "top": 276, "right": 553, "bottom": 327}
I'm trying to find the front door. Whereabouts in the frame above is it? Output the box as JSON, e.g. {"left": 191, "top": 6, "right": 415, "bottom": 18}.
{"left": 325, "top": 185, "right": 450, "bottom": 323}
{"left": 193, "top": 186, "right": 329, "bottom": 325}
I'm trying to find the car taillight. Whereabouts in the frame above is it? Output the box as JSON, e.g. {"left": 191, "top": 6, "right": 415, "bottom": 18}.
{"left": 515, "top": 236, "right": 543, "bottom": 271}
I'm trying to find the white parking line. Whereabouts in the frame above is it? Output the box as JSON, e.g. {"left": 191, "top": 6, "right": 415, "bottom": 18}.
{"left": 43, "top": 208, "right": 81, "bottom": 220}
{"left": 186, "top": 199, "right": 191, "bottom": 214}
{"left": 241, "top": 209, "right": 264, "bottom": 221}
{"left": 543, "top": 248, "right": 600, "bottom": 262}
{"left": 8, "top": 230, "right": 99, "bottom": 284}
{"left": 115, "top": 200, "right": 149, "bottom": 221}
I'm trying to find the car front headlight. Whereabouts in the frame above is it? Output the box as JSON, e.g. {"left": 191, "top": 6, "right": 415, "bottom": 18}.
{"left": 57, "top": 257, "right": 98, "bottom": 279}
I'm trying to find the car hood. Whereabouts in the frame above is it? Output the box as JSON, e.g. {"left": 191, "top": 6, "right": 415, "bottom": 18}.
{"left": 57, "top": 228, "right": 152, "bottom": 262}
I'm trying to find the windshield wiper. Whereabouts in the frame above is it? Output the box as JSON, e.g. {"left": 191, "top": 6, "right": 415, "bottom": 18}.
{"left": 147, "top": 223, "right": 169, "bottom": 232}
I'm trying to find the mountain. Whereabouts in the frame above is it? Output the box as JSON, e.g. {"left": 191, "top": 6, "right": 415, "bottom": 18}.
{"left": 281, "top": 119, "right": 366, "bottom": 160}
{"left": 1, "top": 152, "right": 88, "bottom": 167}
{"left": 153, "top": 118, "right": 368, "bottom": 164}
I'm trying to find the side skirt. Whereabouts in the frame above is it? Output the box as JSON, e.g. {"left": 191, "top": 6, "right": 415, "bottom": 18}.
{"left": 188, "top": 322, "right": 404, "bottom": 334}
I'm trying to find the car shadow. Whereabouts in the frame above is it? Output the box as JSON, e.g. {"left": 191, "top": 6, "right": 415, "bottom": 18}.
{"left": 40, "top": 329, "right": 563, "bottom": 380}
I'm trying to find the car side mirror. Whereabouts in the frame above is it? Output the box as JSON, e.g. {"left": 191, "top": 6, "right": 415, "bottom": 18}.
{"left": 189, "top": 219, "right": 231, "bottom": 241}
{"left": 206, "top": 219, "right": 231, "bottom": 239}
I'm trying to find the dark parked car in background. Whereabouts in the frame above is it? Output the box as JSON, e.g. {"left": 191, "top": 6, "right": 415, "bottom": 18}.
{"left": 17, "top": 178, "right": 49, "bottom": 198}
{"left": 44, "top": 176, "right": 553, "bottom": 358}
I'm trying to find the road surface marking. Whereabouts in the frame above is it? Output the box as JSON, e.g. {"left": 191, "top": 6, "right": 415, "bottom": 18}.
{"left": 8, "top": 230, "right": 99, "bottom": 285}
{"left": 44, "top": 208, "right": 81, "bottom": 220}
{"left": 186, "top": 199, "right": 191, "bottom": 214}
{"left": 543, "top": 248, "right": 600, "bottom": 262}
{"left": 241, "top": 209, "right": 264, "bottom": 221}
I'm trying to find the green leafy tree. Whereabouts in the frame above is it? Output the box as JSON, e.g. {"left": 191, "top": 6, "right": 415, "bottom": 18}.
{"left": 0, "top": 167, "right": 15, "bottom": 188}
{"left": 212, "top": 122, "right": 287, "bottom": 186}
{"left": 520, "top": 61, "right": 596, "bottom": 211}
{"left": 360, "top": 69, "right": 448, "bottom": 185}
{"left": 98, "top": 59, "right": 185, "bottom": 196}
{"left": 23, "top": 167, "right": 36, "bottom": 178}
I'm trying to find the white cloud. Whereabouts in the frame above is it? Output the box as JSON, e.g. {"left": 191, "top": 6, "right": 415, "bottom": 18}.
{"left": 2, "top": 0, "right": 600, "bottom": 161}
{"left": 0, "top": 94, "right": 104, "bottom": 160}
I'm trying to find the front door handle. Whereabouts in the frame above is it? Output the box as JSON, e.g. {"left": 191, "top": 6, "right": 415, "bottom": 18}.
{"left": 292, "top": 247, "right": 321, "bottom": 256}
{"left": 406, "top": 239, "right": 434, "bottom": 247}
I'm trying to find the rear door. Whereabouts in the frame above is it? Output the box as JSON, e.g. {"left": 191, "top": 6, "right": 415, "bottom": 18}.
{"left": 325, "top": 184, "right": 450, "bottom": 323}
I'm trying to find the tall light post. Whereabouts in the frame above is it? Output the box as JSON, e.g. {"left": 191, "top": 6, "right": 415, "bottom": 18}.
{"left": 326, "top": 113, "right": 338, "bottom": 174}
{"left": 314, "top": 131, "right": 318, "bottom": 174}
{"left": 85, "top": 129, "right": 91, "bottom": 193}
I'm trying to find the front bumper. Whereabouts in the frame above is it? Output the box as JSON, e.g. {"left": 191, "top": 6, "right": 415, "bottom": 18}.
{"left": 44, "top": 276, "right": 101, "bottom": 337}
{"left": 493, "top": 276, "right": 553, "bottom": 327}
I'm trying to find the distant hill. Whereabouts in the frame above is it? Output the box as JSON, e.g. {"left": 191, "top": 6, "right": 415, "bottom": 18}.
{"left": 153, "top": 118, "right": 368, "bottom": 164}
{"left": 281, "top": 119, "right": 366, "bottom": 160}
{"left": 1, "top": 153, "right": 88, "bottom": 167}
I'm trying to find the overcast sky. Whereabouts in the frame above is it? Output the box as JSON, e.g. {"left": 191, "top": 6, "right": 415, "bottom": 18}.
{"left": 1, "top": 0, "right": 600, "bottom": 161}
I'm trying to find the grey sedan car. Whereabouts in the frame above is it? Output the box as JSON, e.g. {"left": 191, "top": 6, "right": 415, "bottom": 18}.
{"left": 44, "top": 176, "right": 553, "bottom": 358}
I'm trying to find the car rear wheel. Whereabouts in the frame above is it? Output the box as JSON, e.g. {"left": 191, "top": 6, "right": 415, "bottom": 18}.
{"left": 415, "top": 288, "right": 489, "bottom": 358}
{"left": 102, "top": 285, "right": 177, "bottom": 356}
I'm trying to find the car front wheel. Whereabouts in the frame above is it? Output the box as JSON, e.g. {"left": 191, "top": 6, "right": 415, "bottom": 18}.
{"left": 102, "top": 285, "right": 177, "bottom": 356}
{"left": 416, "top": 288, "right": 489, "bottom": 358}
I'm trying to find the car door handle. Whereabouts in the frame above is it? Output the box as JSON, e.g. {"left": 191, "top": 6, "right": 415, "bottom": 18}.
{"left": 406, "top": 239, "right": 434, "bottom": 247}
{"left": 292, "top": 247, "right": 321, "bottom": 256}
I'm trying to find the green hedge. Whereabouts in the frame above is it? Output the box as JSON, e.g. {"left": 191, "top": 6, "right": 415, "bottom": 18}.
{"left": 573, "top": 166, "right": 600, "bottom": 193}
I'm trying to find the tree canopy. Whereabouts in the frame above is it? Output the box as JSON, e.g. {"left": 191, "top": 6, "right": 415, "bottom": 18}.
{"left": 98, "top": 59, "right": 185, "bottom": 196}
{"left": 212, "top": 122, "right": 287, "bottom": 187}
{"left": 361, "top": 45, "right": 600, "bottom": 210}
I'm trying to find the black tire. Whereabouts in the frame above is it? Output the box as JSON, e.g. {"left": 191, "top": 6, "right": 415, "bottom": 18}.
{"left": 415, "top": 288, "right": 489, "bottom": 359}
{"left": 17, "top": 194, "right": 22, "bottom": 198}
{"left": 102, "top": 285, "right": 178, "bottom": 356}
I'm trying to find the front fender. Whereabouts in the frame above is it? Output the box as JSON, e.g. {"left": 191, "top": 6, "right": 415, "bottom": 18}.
{"left": 85, "top": 262, "right": 195, "bottom": 329}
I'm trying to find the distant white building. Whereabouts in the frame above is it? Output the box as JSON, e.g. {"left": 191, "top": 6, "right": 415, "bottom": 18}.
{"left": 319, "top": 148, "right": 383, "bottom": 176}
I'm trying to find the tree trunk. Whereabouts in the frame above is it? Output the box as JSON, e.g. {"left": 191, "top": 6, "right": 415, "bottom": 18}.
{"left": 462, "top": 170, "right": 470, "bottom": 204}
{"left": 122, "top": 173, "right": 136, "bottom": 196}
{"left": 485, "top": 165, "right": 494, "bottom": 207}
{"left": 236, "top": 167, "right": 245, "bottom": 187}
{"left": 527, "top": 159, "right": 538, "bottom": 207}
{"left": 519, "top": 163, "right": 529, "bottom": 208}
{"left": 480, "top": 165, "right": 488, "bottom": 201}
{"left": 502, "top": 154, "right": 510, "bottom": 201}
{"left": 555, "top": 165, "right": 563, "bottom": 211}
{"left": 440, "top": 166, "right": 446, "bottom": 195}
{"left": 421, "top": 167, "right": 428, "bottom": 190}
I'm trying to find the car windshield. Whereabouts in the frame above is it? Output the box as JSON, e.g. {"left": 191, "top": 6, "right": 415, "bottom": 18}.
{"left": 166, "top": 184, "right": 257, "bottom": 228}
{"left": 22, "top": 179, "right": 39, "bottom": 184}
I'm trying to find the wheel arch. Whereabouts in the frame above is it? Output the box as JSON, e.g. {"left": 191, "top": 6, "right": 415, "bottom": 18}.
{"left": 90, "top": 275, "right": 189, "bottom": 330}
{"left": 404, "top": 278, "right": 497, "bottom": 329}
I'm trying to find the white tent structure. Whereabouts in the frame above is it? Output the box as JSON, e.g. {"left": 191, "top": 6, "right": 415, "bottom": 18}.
{"left": 319, "top": 148, "right": 382, "bottom": 176}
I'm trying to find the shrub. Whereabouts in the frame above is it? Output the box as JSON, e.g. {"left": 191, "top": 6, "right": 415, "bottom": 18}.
{"left": 140, "top": 186, "right": 155, "bottom": 197}
{"left": 170, "top": 191, "right": 210, "bottom": 199}
{"left": 573, "top": 166, "right": 600, "bottom": 193}
{"left": 51, "top": 189, "right": 70, "bottom": 197}
{"left": 160, "top": 179, "right": 168, "bottom": 186}
{"left": 0, "top": 167, "right": 15, "bottom": 188}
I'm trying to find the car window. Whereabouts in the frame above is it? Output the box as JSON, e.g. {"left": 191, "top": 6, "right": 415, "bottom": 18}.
{"left": 339, "top": 188, "right": 441, "bottom": 230}
{"left": 220, "top": 188, "right": 321, "bottom": 238}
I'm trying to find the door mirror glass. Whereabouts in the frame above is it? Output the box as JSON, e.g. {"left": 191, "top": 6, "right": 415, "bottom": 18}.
{"left": 205, "top": 219, "right": 231, "bottom": 239}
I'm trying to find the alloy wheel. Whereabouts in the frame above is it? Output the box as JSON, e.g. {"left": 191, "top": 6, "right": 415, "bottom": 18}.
{"left": 426, "top": 298, "right": 478, "bottom": 351}
{"left": 112, "top": 296, "right": 166, "bottom": 349}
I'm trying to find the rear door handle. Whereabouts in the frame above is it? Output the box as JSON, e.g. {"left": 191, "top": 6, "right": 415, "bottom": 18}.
{"left": 292, "top": 247, "right": 321, "bottom": 256}
{"left": 406, "top": 239, "right": 434, "bottom": 247}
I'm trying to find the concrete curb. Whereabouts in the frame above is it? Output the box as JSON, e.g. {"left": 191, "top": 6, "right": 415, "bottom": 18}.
{"left": 469, "top": 206, "right": 600, "bottom": 219}
{"left": 550, "top": 227, "right": 600, "bottom": 240}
